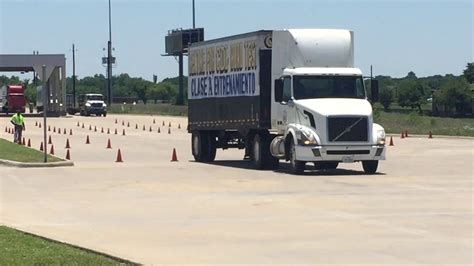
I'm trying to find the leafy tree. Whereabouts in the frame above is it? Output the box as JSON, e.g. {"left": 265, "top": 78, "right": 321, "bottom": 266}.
{"left": 379, "top": 88, "right": 393, "bottom": 111}
{"left": 397, "top": 79, "right": 427, "bottom": 113}
{"left": 406, "top": 71, "right": 417, "bottom": 79}
{"left": 434, "top": 78, "right": 472, "bottom": 115}
{"left": 463, "top": 62, "right": 474, "bottom": 83}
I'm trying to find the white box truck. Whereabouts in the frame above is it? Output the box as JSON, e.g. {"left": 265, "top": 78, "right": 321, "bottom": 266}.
{"left": 188, "top": 29, "right": 386, "bottom": 174}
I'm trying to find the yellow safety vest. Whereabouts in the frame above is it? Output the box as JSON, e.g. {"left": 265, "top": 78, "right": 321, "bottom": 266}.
{"left": 11, "top": 114, "right": 24, "bottom": 126}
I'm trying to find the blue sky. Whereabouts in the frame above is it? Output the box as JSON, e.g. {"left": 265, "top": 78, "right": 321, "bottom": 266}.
{"left": 0, "top": 0, "right": 472, "bottom": 81}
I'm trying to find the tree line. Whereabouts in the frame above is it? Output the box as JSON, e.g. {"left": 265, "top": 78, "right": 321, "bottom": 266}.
{"left": 372, "top": 63, "right": 473, "bottom": 116}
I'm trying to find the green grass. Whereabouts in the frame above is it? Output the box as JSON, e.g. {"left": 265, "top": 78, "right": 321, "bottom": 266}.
{"left": 109, "top": 103, "right": 187, "bottom": 116}
{"left": 0, "top": 226, "right": 132, "bottom": 265}
{"left": 375, "top": 110, "right": 474, "bottom": 136}
{"left": 0, "top": 138, "right": 62, "bottom": 163}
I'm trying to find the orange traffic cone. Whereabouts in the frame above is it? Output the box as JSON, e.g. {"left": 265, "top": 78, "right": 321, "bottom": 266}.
{"left": 40, "top": 142, "right": 44, "bottom": 151}
{"left": 162, "top": 121, "right": 165, "bottom": 126}
{"left": 82, "top": 123, "right": 85, "bottom": 128}
{"left": 114, "top": 128, "right": 118, "bottom": 135}
{"left": 69, "top": 129, "right": 73, "bottom": 135}
{"left": 101, "top": 127, "right": 104, "bottom": 133}
{"left": 115, "top": 118, "right": 118, "bottom": 124}
{"left": 94, "top": 126, "right": 97, "bottom": 132}
{"left": 53, "top": 126, "right": 56, "bottom": 133}
{"left": 135, "top": 124, "right": 138, "bottom": 129}
{"left": 405, "top": 130, "right": 408, "bottom": 138}
{"left": 171, "top": 148, "right": 178, "bottom": 162}
{"left": 122, "top": 129, "right": 126, "bottom": 136}
{"left": 178, "top": 124, "right": 181, "bottom": 129}
{"left": 168, "top": 122, "right": 171, "bottom": 127}
{"left": 429, "top": 131, "right": 433, "bottom": 139}
{"left": 149, "top": 126, "right": 152, "bottom": 132}
{"left": 5, "top": 126, "right": 7, "bottom": 132}
{"left": 48, "top": 125, "right": 51, "bottom": 131}
{"left": 143, "top": 125, "right": 146, "bottom": 131}
{"left": 39, "top": 122, "right": 42, "bottom": 128}
{"left": 85, "top": 135, "right": 90, "bottom": 144}
{"left": 115, "top": 149, "right": 123, "bottom": 163}
{"left": 63, "top": 128, "right": 67, "bottom": 135}
{"left": 49, "top": 144, "right": 55, "bottom": 155}
{"left": 122, "top": 120, "right": 125, "bottom": 126}
{"left": 153, "top": 118, "right": 156, "bottom": 124}
{"left": 35, "top": 121, "right": 38, "bottom": 126}
{"left": 389, "top": 136, "right": 394, "bottom": 146}
{"left": 77, "top": 121, "right": 80, "bottom": 127}
{"left": 27, "top": 138, "right": 31, "bottom": 147}
{"left": 168, "top": 128, "right": 171, "bottom": 134}
{"left": 89, "top": 125, "right": 92, "bottom": 130}
{"left": 401, "top": 131, "right": 405, "bottom": 139}
{"left": 48, "top": 135, "right": 52, "bottom": 144}
{"left": 65, "top": 149, "right": 71, "bottom": 160}
{"left": 106, "top": 138, "right": 112, "bottom": 149}
{"left": 158, "top": 127, "right": 161, "bottom": 133}
{"left": 127, "top": 122, "right": 130, "bottom": 127}
{"left": 22, "top": 137, "right": 26, "bottom": 145}
{"left": 107, "top": 128, "right": 110, "bottom": 134}
{"left": 65, "top": 139, "right": 71, "bottom": 149}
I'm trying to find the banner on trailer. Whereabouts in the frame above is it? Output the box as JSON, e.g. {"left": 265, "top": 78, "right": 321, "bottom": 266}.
{"left": 188, "top": 35, "right": 265, "bottom": 100}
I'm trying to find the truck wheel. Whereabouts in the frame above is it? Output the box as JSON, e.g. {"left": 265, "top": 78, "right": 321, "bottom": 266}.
{"left": 362, "top": 160, "right": 378, "bottom": 174}
{"left": 192, "top": 131, "right": 209, "bottom": 162}
{"left": 314, "top": 162, "right": 339, "bottom": 170}
{"left": 289, "top": 140, "right": 305, "bottom": 175}
{"left": 103, "top": 112, "right": 107, "bottom": 117}
{"left": 206, "top": 133, "right": 217, "bottom": 162}
{"left": 252, "top": 133, "right": 279, "bottom": 170}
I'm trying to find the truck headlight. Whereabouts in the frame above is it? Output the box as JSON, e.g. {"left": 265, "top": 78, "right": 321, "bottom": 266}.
{"left": 297, "top": 127, "right": 318, "bottom": 146}
{"left": 103, "top": 103, "right": 107, "bottom": 107}
{"left": 377, "top": 129, "right": 386, "bottom": 145}
{"left": 85, "top": 102, "right": 91, "bottom": 107}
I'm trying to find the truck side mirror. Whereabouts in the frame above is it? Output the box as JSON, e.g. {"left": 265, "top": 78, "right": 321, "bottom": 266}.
{"left": 371, "top": 79, "right": 379, "bottom": 102}
{"left": 275, "top": 79, "right": 283, "bottom": 102}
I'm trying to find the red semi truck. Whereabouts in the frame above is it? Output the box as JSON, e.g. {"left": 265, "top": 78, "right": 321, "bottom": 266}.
{"left": 0, "top": 85, "right": 26, "bottom": 113}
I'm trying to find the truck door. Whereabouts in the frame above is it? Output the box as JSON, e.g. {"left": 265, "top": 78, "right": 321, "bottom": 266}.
{"left": 274, "top": 76, "right": 294, "bottom": 133}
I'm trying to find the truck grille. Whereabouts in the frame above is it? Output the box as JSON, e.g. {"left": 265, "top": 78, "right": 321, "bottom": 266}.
{"left": 327, "top": 116, "right": 368, "bottom": 142}
{"left": 91, "top": 103, "right": 103, "bottom": 108}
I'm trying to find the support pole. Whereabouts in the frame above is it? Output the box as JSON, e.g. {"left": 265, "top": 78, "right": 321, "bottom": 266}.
{"left": 177, "top": 52, "right": 184, "bottom": 105}
{"left": 42, "top": 65, "right": 48, "bottom": 163}
{"left": 72, "top": 43, "right": 76, "bottom": 107}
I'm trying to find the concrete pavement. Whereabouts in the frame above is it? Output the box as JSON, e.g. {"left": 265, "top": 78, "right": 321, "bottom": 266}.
{"left": 0, "top": 114, "right": 473, "bottom": 265}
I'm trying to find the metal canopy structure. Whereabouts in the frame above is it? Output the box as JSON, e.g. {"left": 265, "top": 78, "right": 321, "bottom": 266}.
{"left": 0, "top": 54, "right": 66, "bottom": 116}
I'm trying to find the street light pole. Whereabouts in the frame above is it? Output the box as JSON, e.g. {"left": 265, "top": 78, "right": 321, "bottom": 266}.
{"left": 107, "top": 0, "right": 113, "bottom": 106}
{"left": 42, "top": 65, "right": 48, "bottom": 163}
{"left": 72, "top": 44, "right": 76, "bottom": 107}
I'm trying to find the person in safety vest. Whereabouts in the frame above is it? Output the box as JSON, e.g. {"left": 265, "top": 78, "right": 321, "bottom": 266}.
{"left": 10, "top": 111, "right": 25, "bottom": 144}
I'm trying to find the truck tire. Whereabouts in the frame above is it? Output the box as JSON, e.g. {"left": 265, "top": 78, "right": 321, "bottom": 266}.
{"left": 252, "top": 133, "right": 279, "bottom": 170}
{"left": 289, "top": 140, "right": 305, "bottom": 175}
{"left": 103, "top": 112, "right": 107, "bottom": 117}
{"left": 362, "top": 160, "right": 378, "bottom": 174}
{"left": 314, "top": 162, "right": 339, "bottom": 170}
{"left": 207, "top": 132, "right": 217, "bottom": 162}
{"left": 192, "top": 131, "right": 209, "bottom": 162}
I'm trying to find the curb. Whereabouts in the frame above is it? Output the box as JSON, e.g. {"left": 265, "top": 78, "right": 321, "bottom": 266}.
{"left": 0, "top": 159, "right": 74, "bottom": 168}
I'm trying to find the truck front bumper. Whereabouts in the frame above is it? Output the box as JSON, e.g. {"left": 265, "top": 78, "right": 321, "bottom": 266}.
{"left": 295, "top": 145, "right": 386, "bottom": 162}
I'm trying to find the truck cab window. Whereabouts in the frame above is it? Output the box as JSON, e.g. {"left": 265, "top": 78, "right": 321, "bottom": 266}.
{"left": 282, "top": 76, "right": 292, "bottom": 102}
{"left": 293, "top": 75, "right": 366, "bottom": 99}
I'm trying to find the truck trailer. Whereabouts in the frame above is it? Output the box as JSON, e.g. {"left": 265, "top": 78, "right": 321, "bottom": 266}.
{"left": 187, "top": 29, "right": 386, "bottom": 174}
{"left": 0, "top": 85, "right": 26, "bottom": 113}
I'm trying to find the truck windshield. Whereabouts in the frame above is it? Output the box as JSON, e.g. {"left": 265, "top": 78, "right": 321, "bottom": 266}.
{"left": 293, "top": 76, "right": 366, "bottom": 100}
{"left": 86, "top": 95, "right": 103, "bottom": 101}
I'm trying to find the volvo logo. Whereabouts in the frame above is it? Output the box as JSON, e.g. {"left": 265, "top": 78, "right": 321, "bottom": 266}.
{"left": 264, "top": 35, "right": 272, "bottom": 48}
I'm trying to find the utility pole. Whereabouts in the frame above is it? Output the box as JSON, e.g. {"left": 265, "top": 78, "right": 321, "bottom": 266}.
{"left": 192, "top": 0, "right": 195, "bottom": 28}
{"left": 72, "top": 44, "right": 76, "bottom": 107}
{"left": 107, "top": 0, "right": 113, "bottom": 106}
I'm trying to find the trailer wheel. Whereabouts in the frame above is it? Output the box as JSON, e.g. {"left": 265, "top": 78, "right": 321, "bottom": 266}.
{"left": 252, "top": 133, "right": 279, "bottom": 170}
{"left": 192, "top": 131, "right": 209, "bottom": 162}
{"left": 289, "top": 140, "right": 305, "bottom": 175}
{"left": 207, "top": 133, "right": 217, "bottom": 162}
{"left": 362, "top": 160, "right": 378, "bottom": 174}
